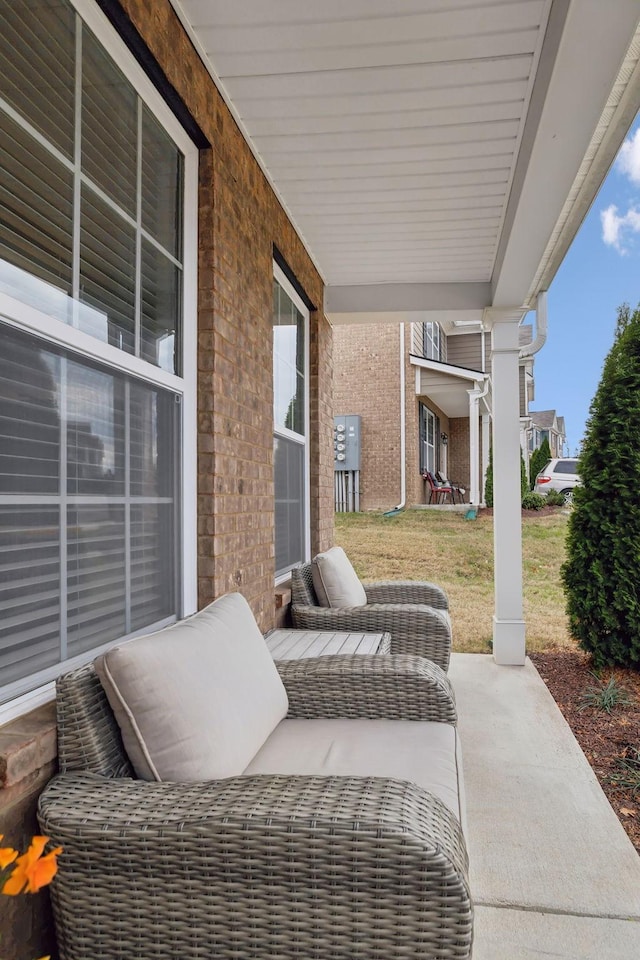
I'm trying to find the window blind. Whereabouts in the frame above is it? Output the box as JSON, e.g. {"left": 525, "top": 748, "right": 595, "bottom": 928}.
{"left": 0, "top": 0, "right": 75, "bottom": 159}
{"left": 0, "top": 321, "right": 179, "bottom": 701}
{"left": 82, "top": 26, "right": 137, "bottom": 216}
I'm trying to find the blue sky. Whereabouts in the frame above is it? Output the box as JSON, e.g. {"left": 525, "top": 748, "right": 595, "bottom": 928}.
{"left": 531, "top": 115, "right": 640, "bottom": 455}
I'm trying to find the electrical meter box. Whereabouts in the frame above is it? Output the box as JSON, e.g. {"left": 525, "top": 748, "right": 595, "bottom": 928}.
{"left": 334, "top": 415, "right": 361, "bottom": 471}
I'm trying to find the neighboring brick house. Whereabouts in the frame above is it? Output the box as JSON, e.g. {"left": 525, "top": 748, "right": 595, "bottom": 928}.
{"left": 528, "top": 410, "right": 567, "bottom": 459}
{"left": 334, "top": 320, "right": 534, "bottom": 510}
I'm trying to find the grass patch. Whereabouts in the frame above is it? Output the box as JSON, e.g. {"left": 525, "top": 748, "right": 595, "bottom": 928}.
{"left": 335, "top": 508, "right": 572, "bottom": 654}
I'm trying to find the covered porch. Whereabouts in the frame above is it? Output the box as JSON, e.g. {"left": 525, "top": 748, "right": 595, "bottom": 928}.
{"left": 452, "top": 653, "right": 640, "bottom": 958}
{"left": 173, "top": 0, "right": 640, "bottom": 665}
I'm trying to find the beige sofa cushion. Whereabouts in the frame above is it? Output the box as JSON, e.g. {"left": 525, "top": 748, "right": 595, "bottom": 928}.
{"left": 95, "top": 593, "right": 288, "bottom": 782}
{"left": 244, "top": 718, "right": 466, "bottom": 831}
{"left": 311, "top": 546, "right": 367, "bottom": 608}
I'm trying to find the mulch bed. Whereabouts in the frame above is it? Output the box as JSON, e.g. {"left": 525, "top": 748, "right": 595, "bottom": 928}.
{"left": 530, "top": 650, "right": 640, "bottom": 853}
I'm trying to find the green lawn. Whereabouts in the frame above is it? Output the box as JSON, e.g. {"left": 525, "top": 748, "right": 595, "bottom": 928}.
{"left": 335, "top": 508, "right": 572, "bottom": 654}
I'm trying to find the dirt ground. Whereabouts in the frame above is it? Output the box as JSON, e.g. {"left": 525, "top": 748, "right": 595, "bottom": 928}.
{"left": 530, "top": 650, "right": 640, "bottom": 854}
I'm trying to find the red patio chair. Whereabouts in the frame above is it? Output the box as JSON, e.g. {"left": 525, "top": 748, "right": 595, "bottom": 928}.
{"left": 423, "top": 471, "right": 455, "bottom": 504}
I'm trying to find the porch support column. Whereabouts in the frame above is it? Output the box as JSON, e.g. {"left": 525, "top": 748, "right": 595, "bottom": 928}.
{"left": 467, "top": 386, "right": 481, "bottom": 505}
{"left": 489, "top": 312, "right": 526, "bottom": 665}
{"left": 481, "top": 413, "right": 490, "bottom": 505}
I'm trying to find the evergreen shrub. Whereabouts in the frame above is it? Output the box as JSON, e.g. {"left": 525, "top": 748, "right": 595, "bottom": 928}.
{"left": 529, "top": 437, "right": 552, "bottom": 490}
{"left": 521, "top": 492, "right": 546, "bottom": 510}
{"left": 561, "top": 303, "right": 640, "bottom": 668}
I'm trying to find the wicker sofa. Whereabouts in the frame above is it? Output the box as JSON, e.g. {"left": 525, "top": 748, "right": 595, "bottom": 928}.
{"left": 38, "top": 593, "right": 472, "bottom": 959}
{"left": 291, "top": 550, "right": 452, "bottom": 671}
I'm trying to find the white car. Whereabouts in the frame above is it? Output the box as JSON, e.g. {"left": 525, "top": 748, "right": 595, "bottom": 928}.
{"left": 533, "top": 458, "right": 580, "bottom": 504}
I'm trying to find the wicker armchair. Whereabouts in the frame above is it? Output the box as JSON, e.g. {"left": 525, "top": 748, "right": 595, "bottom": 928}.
{"left": 291, "top": 562, "right": 452, "bottom": 671}
{"left": 39, "top": 649, "right": 472, "bottom": 959}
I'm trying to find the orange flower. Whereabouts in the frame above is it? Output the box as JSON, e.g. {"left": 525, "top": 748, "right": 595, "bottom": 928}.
{"left": 2, "top": 836, "right": 62, "bottom": 896}
{"left": 0, "top": 835, "right": 18, "bottom": 870}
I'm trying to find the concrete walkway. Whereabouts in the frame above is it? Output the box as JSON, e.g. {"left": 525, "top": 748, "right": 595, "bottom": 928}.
{"left": 449, "top": 653, "right": 640, "bottom": 960}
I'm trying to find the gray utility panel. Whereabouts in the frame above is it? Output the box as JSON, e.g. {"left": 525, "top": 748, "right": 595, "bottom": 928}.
{"left": 334, "top": 415, "right": 361, "bottom": 471}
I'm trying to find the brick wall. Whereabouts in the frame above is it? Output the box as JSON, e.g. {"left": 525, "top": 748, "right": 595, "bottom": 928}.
{"left": 448, "top": 418, "right": 471, "bottom": 494}
{"left": 0, "top": 705, "right": 58, "bottom": 959}
{"left": 334, "top": 323, "right": 402, "bottom": 511}
{"left": 117, "top": 0, "right": 334, "bottom": 627}
{"left": 448, "top": 415, "right": 487, "bottom": 499}
{"left": 0, "top": 1, "right": 334, "bottom": 951}
{"left": 333, "top": 322, "right": 462, "bottom": 509}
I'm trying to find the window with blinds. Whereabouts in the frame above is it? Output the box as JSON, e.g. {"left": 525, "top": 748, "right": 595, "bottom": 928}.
{"left": 0, "top": 0, "right": 183, "bottom": 373}
{"left": 0, "top": 322, "right": 178, "bottom": 697}
{"left": 0, "top": 0, "right": 188, "bottom": 707}
{"left": 419, "top": 403, "right": 439, "bottom": 475}
{"left": 273, "top": 269, "right": 309, "bottom": 579}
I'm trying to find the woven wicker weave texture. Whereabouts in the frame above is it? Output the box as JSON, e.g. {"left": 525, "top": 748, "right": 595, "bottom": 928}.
{"left": 291, "top": 565, "right": 452, "bottom": 671}
{"left": 40, "top": 648, "right": 471, "bottom": 958}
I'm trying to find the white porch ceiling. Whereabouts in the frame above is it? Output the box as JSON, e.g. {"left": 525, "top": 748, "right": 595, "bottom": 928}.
{"left": 172, "top": 0, "right": 640, "bottom": 320}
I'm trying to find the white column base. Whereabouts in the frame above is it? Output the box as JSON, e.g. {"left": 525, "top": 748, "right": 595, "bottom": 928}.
{"left": 493, "top": 616, "right": 526, "bottom": 665}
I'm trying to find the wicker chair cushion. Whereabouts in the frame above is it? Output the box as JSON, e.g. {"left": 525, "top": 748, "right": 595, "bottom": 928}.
{"left": 95, "top": 593, "right": 288, "bottom": 781}
{"left": 245, "top": 718, "right": 465, "bottom": 830}
{"left": 311, "top": 546, "right": 367, "bottom": 608}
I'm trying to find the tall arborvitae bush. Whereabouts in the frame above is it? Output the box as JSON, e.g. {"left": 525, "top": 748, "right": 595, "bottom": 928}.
{"left": 529, "top": 436, "right": 552, "bottom": 489}
{"left": 484, "top": 445, "right": 493, "bottom": 507}
{"left": 520, "top": 450, "right": 529, "bottom": 501}
{"left": 483, "top": 447, "right": 529, "bottom": 507}
{"left": 561, "top": 303, "right": 640, "bottom": 668}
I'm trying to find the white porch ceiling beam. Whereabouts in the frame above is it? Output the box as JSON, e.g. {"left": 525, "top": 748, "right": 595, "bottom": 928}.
{"left": 492, "top": 0, "right": 640, "bottom": 308}
{"left": 325, "top": 282, "right": 490, "bottom": 325}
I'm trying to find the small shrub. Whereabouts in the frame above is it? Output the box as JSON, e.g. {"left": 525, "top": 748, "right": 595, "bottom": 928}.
{"left": 545, "top": 489, "right": 566, "bottom": 507}
{"left": 608, "top": 747, "right": 640, "bottom": 794}
{"left": 520, "top": 450, "right": 529, "bottom": 500}
{"left": 577, "top": 674, "right": 633, "bottom": 714}
{"left": 484, "top": 445, "right": 493, "bottom": 507}
{"left": 521, "top": 492, "right": 546, "bottom": 510}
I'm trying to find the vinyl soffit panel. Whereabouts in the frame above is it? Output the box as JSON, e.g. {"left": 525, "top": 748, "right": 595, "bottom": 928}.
{"left": 173, "top": 0, "right": 551, "bottom": 287}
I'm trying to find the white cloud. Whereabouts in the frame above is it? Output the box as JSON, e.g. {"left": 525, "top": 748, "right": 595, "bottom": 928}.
{"left": 600, "top": 203, "right": 640, "bottom": 253}
{"left": 617, "top": 128, "right": 640, "bottom": 184}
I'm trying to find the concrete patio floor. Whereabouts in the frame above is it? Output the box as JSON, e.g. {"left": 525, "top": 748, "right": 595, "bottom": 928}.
{"left": 450, "top": 654, "right": 640, "bottom": 959}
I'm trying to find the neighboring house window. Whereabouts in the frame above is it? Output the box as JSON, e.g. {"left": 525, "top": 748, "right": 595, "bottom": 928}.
{"left": 423, "top": 322, "right": 442, "bottom": 361}
{"left": 0, "top": 0, "right": 197, "bottom": 713}
{"left": 273, "top": 265, "right": 309, "bottom": 580}
{"left": 419, "top": 403, "right": 439, "bottom": 474}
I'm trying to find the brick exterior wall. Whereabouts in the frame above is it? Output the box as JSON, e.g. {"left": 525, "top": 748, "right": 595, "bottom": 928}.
{"left": 116, "top": 0, "right": 333, "bottom": 626}
{"left": 0, "top": 3, "right": 335, "bottom": 953}
{"left": 334, "top": 322, "right": 456, "bottom": 508}
{"left": 448, "top": 415, "right": 488, "bottom": 500}
{"left": 334, "top": 323, "right": 402, "bottom": 511}
{"left": 448, "top": 417, "right": 471, "bottom": 495}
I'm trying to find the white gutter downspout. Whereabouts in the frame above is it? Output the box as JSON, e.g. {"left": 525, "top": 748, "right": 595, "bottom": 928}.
{"left": 519, "top": 291, "right": 548, "bottom": 359}
{"left": 468, "top": 377, "right": 491, "bottom": 504}
{"left": 517, "top": 291, "right": 547, "bottom": 476}
{"left": 393, "top": 322, "right": 406, "bottom": 511}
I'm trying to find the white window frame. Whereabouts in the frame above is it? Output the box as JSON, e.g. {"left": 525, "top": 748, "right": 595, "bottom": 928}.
{"left": 419, "top": 402, "right": 438, "bottom": 475}
{"left": 273, "top": 262, "right": 310, "bottom": 585}
{"left": 423, "top": 322, "right": 441, "bottom": 361}
{"left": 0, "top": 0, "right": 198, "bottom": 723}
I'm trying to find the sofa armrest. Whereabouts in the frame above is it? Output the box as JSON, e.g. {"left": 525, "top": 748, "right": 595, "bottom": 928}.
{"left": 291, "top": 603, "right": 452, "bottom": 671}
{"left": 364, "top": 580, "right": 449, "bottom": 610}
{"left": 39, "top": 772, "right": 472, "bottom": 960}
{"left": 277, "top": 654, "right": 456, "bottom": 722}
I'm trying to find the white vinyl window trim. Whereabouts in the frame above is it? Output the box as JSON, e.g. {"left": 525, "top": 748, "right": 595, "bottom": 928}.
{"left": 423, "top": 322, "right": 441, "bottom": 361}
{"left": 273, "top": 261, "right": 310, "bottom": 585}
{"left": 0, "top": 0, "right": 198, "bottom": 725}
